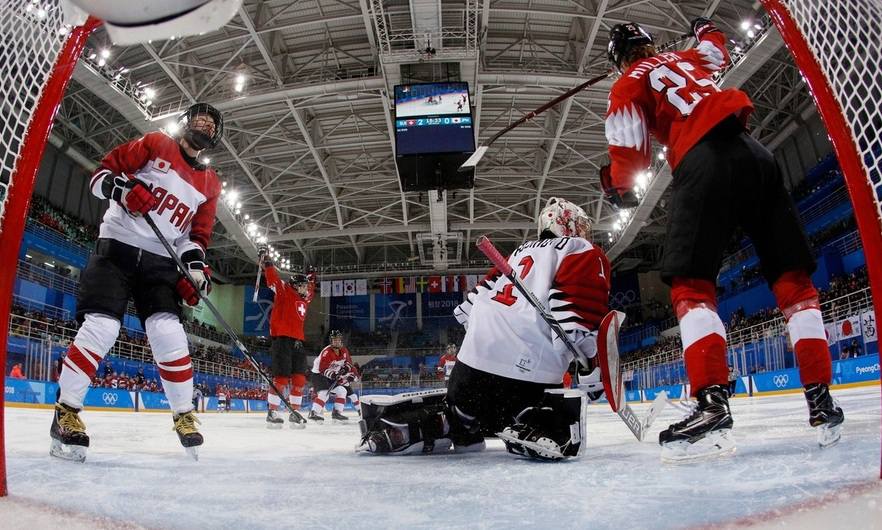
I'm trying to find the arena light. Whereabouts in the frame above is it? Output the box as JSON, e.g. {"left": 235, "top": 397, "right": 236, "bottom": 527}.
{"left": 144, "top": 87, "right": 156, "bottom": 100}
{"left": 201, "top": 157, "right": 210, "bottom": 164}
{"left": 165, "top": 121, "right": 179, "bottom": 134}
{"left": 657, "top": 151, "right": 665, "bottom": 160}
{"left": 100, "top": 48, "right": 110, "bottom": 59}
{"left": 747, "top": 30, "right": 755, "bottom": 39}
{"left": 740, "top": 20, "right": 751, "bottom": 31}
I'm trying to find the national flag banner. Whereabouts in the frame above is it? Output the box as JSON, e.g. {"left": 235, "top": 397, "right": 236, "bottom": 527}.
{"left": 824, "top": 322, "right": 837, "bottom": 345}
{"left": 343, "top": 279, "right": 355, "bottom": 297}
{"left": 355, "top": 279, "right": 368, "bottom": 296}
{"left": 393, "top": 277, "right": 407, "bottom": 294}
{"left": 445, "top": 275, "right": 465, "bottom": 292}
{"left": 415, "top": 276, "right": 429, "bottom": 293}
{"left": 862, "top": 310, "right": 877, "bottom": 343}
{"left": 379, "top": 277, "right": 393, "bottom": 294}
{"left": 466, "top": 274, "right": 479, "bottom": 291}
{"left": 428, "top": 275, "right": 443, "bottom": 293}
{"left": 404, "top": 276, "right": 416, "bottom": 294}
{"left": 836, "top": 316, "right": 861, "bottom": 341}
{"left": 320, "top": 281, "right": 331, "bottom": 298}
{"left": 332, "top": 280, "right": 344, "bottom": 297}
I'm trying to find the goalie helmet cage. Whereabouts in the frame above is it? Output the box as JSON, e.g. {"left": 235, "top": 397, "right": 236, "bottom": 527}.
{"left": 760, "top": 0, "right": 882, "bottom": 479}
{"left": 0, "top": 1, "right": 99, "bottom": 496}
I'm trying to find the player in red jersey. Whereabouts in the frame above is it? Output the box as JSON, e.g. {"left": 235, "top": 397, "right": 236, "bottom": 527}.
{"left": 50, "top": 103, "right": 224, "bottom": 462}
{"left": 602, "top": 20, "right": 843, "bottom": 460}
{"left": 308, "top": 330, "right": 354, "bottom": 424}
{"left": 436, "top": 343, "right": 458, "bottom": 385}
{"left": 259, "top": 246, "right": 316, "bottom": 429}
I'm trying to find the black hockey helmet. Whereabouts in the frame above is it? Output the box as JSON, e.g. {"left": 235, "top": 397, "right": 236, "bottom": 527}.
{"left": 607, "top": 22, "right": 654, "bottom": 72}
{"left": 329, "top": 329, "right": 344, "bottom": 339}
{"left": 178, "top": 102, "right": 224, "bottom": 150}
{"left": 288, "top": 272, "right": 309, "bottom": 287}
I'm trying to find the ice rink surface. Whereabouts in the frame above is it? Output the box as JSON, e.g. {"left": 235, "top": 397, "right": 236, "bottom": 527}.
{"left": 2, "top": 386, "right": 881, "bottom": 530}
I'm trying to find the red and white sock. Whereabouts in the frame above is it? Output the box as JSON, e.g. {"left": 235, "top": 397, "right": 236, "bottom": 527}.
{"left": 267, "top": 375, "right": 288, "bottom": 410}
{"left": 672, "top": 278, "right": 729, "bottom": 396}
{"left": 334, "top": 397, "right": 346, "bottom": 413}
{"left": 146, "top": 313, "right": 193, "bottom": 414}
{"left": 289, "top": 373, "right": 306, "bottom": 410}
{"left": 773, "top": 271, "right": 832, "bottom": 385}
{"left": 349, "top": 394, "right": 360, "bottom": 408}
{"left": 58, "top": 313, "right": 119, "bottom": 408}
{"left": 312, "top": 391, "right": 328, "bottom": 413}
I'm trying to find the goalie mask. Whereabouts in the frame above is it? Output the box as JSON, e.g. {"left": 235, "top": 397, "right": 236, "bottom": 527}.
{"left": 538, "top": 197, "right": 591, "bottom": 239}
{"left": 178, "top": 102, "right": 224, "bottom": 150}
{"left": 607, "top": 22, "right": 654, "bottom": 72}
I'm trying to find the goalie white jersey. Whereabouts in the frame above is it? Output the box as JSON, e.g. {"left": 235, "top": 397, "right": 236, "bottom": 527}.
{"left": 454, "top": 237, "right": 611, "bottom": 384}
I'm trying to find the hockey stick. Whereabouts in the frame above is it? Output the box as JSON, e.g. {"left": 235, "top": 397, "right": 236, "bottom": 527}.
{"left": 458, "top": 33, "right": 691, "bottom": 172}
{"left": 458, "top": 71, "right": 610, "bottom": 172}
{"left": 252, "top": 254, "right": 264, "bottom": 303}
{"left": 143, "top": 213, "right": 301, "bottom": 417}
{"left": 475, "top": 235, "right": 663, "bottom": 441}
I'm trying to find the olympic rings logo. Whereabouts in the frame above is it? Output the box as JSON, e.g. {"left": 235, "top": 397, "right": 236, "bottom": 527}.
{"left": 102, "top": 392, "right": 119, "bottom": 405}
{"left": 772, "top": 374, "right": 789, "bottom": 388}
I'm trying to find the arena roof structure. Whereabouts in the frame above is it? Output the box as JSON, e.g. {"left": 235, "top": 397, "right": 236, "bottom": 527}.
{"left": 48, "top": 0, "right": 815, "bottom": 281}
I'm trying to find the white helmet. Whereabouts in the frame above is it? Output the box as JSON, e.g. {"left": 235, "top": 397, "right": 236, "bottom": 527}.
{"left": 537, "top": 197, "right": 591, "bottom": 239}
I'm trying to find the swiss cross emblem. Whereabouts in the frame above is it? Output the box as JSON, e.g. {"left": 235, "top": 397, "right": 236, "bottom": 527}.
{"left": 431, "top": 280, "right": 439, "bottom": 288}
{"left": 297, "top": 302, "right": 307, "bottom": 317}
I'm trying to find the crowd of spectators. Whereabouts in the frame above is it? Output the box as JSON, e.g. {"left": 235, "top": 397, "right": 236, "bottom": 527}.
{"left": 28, "top": 196, "right": 98, "bottom": 248}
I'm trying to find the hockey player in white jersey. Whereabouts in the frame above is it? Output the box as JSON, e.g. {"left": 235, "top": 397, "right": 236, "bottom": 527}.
{"left": 49, "top": 103, "right": 223, "bottom": 462}
{"left": 358, "top": 198, "right": 611, "bottom": 460}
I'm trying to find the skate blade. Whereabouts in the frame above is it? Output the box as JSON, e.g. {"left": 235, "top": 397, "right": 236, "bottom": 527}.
{"left": 49, "top": 439, "right": 87, "bottom": 463}
{"left": 289, "top": 421, "right": 307, "bottom": 430}
{"left": 266, "top": 422, "right": 284, "bottom": 430}
{"left": 661, "top": 429, "right": 736, "bottom": 463}
{"left": 332, "top": 419, "right": 350, "bottom": 425}
{"left": 818, "top": 423, "right": 843, "bottom": 449}
{"left": 185, "top": 446, "right": 199, "bottom": 461}
{"left": 496, "top": 431, "right": 563, "bottom": 461}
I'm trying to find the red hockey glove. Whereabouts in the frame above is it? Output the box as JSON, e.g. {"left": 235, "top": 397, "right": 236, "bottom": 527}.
{"left": 177, "top": 249, "right": 212, "bottom": 306}
{"left": 600, "top": 164, "right": 640, "bottom": 209}
{"left": 103, "top": 174, "right": 157, "bottom": 215}
{"left": 690, "top": 17, "right": 718, "bottom": 40}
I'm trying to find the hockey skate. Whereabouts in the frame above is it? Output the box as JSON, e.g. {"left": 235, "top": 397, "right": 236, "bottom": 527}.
{"left": 498, "top": 425, "right": 564, "bottom": 461}
{"left": 173, "top": 411, "right": 203, "bottom": 461}
{"left": 288, "top": 409, "right": 307, "bottom": 430}
{"left": 659, "top": 385, "right": 735, "bottom": 463}
{"left": 308, "top": 410, "right": 325, "bottom": 423}
{"left": 331, "top": 410, "right": 349, "bottom": 424}
{"left": 804, "top": 383, "right": 844, "bottom": 448}
{"left": 49, "top": 402, "right": 89, "bottom": 463}
{"left": 266, "top": 409, "right": 284, "bottom": 430}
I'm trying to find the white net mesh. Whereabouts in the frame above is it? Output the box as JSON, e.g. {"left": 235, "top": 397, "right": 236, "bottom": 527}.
{"left": 775, "top": 0, "right": 882, "bottom": 224}
{"left": 0, "top": 0, "right": 71, "bottom": 225}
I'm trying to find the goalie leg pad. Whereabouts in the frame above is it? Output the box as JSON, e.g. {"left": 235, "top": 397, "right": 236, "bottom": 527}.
{"left": 358, "top": 390, "right": 452, "bottom": 455}
{"left": 499, "top": 390, "right": 586, "bottom": 461}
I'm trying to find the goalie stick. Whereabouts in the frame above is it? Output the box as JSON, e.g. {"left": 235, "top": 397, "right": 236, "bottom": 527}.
{"left": 144, "top": 213, "right": 305, "bottom": 421}
{"left": 475, "top": 235, "right": 665, "bottom": 441}
{"left": 459, "top": 33, "right": 691, "bottom": 172}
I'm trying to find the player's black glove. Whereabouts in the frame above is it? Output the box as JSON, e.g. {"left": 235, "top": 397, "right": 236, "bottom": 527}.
{"left": 600, "top": 164, "right": 639, "bottom": 209}
{"left": 690, "top": 17, "right": 718, "bottom": 40}
{"left": 257, "top": 245, "right": 268, "bottom": 258}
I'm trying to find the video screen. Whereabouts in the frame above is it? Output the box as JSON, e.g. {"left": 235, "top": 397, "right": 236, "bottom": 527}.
{"left": 394, "top": 82, "right": 475, "bottom": 156}
{"left": 394, "top": 82, "right": 471, "bottom": 118}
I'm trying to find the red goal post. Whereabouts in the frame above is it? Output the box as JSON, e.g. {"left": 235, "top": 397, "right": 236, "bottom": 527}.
{"left": 0, "top": 2, "right": 99, "bottom": 496}
{"left": 760, "top": 0, "right": 882, "bottom": 477}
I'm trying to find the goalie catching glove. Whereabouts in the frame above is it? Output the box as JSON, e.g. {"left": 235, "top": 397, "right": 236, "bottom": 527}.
{"left": 177, "top": 249, "right": 212, "bottom": 306}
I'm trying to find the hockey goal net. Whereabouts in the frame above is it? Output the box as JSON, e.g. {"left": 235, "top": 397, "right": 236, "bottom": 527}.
{"left": 761, "top": 0, "right": 882, "bottom": 477}
{"left": 0, "top": 1, "right": 98, "bottom": 496}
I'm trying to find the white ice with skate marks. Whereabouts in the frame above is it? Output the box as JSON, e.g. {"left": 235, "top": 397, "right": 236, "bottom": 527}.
{"left": 2, "top": 386, "right": 881, "bottom": 530}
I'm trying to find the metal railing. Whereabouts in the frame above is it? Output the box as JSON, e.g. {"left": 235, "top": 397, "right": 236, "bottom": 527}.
{"left": 622, "top": 287, "right": 875, "bottom": 387}
{"left": 7, "top": 314, "right": 262, "bottom": 383}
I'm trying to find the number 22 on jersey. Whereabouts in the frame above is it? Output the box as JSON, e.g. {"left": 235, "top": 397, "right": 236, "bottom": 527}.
{"left": 492, "top": 256, "right": 534, "bottom": 306}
